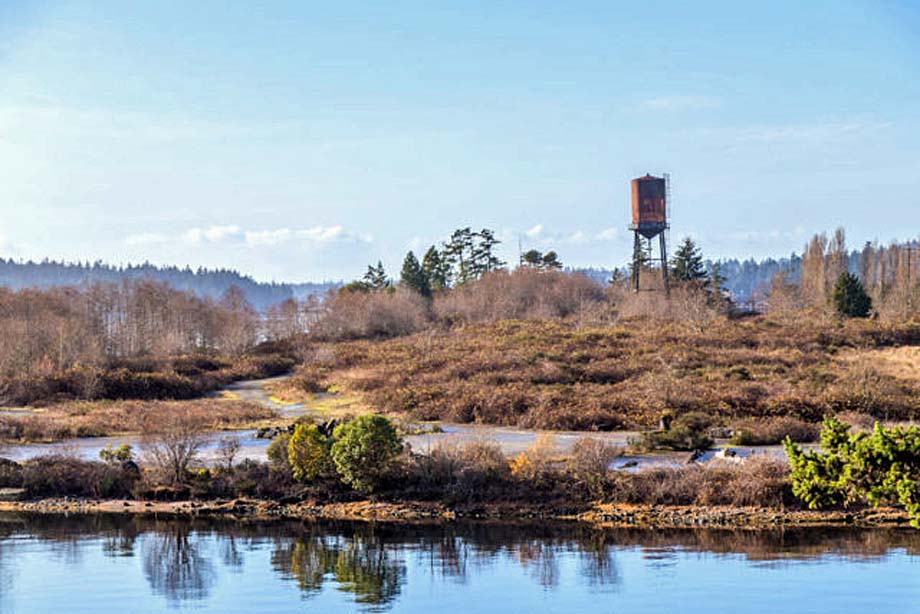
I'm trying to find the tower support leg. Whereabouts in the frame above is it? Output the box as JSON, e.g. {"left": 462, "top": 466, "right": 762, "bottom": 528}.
{"left": 659, "top": 232, "right": 670, "bottom": 297}
{"left": 632, "top": 232, "right": 641, "bottom": 292}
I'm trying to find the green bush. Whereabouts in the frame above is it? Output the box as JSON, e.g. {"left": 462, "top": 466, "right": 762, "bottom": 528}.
{"left": 99, "top": 444, "right": 134, "bottom": 464}
{"left": 785, "top": 417, "right": 920, "bottom": 526}
{"left": 267, "top": 433, "right": 293, "bottom": 470}
{"left": 288, "top": 423, "right": 331, "bottom": 482}
{"left": 330, "top": 415, "right": 403, "bottom": 493}
{"left": 635, "top": 411, "right": 714, "bottom": 452}
{"left": 832, "top": 272, "right": 872, "bottom": 318}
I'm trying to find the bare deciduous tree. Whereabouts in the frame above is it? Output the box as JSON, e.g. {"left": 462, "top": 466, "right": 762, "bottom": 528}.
{"left": 142, "top": 409, "right": 208, "bottom": 484}
{"left": 216, "top": 435, "right": 242, "bottom": 471}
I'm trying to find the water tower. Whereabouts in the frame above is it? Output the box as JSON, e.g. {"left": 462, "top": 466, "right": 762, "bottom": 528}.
{"left": 629, "top": 173, "right": 670, "bottom": 294}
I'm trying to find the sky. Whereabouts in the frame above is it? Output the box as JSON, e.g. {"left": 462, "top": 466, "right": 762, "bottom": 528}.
{"left": 1, "top": 1, "right": 919, "bottom": 282}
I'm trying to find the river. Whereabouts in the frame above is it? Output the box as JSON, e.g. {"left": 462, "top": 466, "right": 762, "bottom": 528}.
{"left": 0, "top": 514, "right": 917, "bottom": 613}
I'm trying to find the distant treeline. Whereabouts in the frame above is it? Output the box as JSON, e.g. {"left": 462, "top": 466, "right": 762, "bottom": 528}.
{"left": 0, "top": 258, "right": 340, "bottom": 311}
{"left": 576, "top": 250, "right": 882, "bottom": 304}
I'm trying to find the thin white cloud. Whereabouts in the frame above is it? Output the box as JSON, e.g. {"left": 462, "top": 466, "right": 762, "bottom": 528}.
{"left": 126, "top": 224, "right": 371, "bottom": 249}
{"left": 295, "top": 225, "right": 351, "bottom": 242}
{"left": 643, "top": 95, "right": 720, "bottom": 111}
{"left": 702, "top": 120, "right": 893, "bottom": 145}
{"left": 740, "top": 121, "right": 892, "bottom": 143}
{"left": 516, "top": 225, "right": 625, "bottom": 248}
{"left": 562, "top": 230, "right": 589, "bottom": 245}
{"left": 244, "top": 229, "right": 292, "bottom": 247}
{"left": 595, "top": 227, "right": 620, "bottom": 241}
{"left": 203, "top": 225, "right": 242, "bottom": 242}
{"left": 183, "top": 226, "right": 242, "bottom": 244}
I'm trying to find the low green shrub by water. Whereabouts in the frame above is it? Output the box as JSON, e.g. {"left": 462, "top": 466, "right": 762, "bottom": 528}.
{"left": 785, "top": 417, "right": 920, "bottom": 526}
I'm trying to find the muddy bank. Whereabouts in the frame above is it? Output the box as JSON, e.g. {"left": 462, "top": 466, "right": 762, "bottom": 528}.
{"left": 0, "top": 497, "right": 910, "bottom": 529}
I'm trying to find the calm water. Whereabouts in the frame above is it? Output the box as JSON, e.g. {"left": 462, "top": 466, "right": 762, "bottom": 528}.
{"left": 0, "top": 515, "right": 918, "bottom": 613}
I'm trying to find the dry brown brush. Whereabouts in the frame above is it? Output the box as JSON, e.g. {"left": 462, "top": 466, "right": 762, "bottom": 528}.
{"left": 291, "top": 315, "right": 920, "bottom": 431}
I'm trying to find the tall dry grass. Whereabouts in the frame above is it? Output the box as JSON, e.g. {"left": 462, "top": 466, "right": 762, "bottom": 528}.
{"left": 0, "top": 398, "right": 273, "bottom": 443}
{"left": 309, "top": 288, "right": 430, "bottom": 341}
{"left": 433, "top": 269, "right": 606, "bottom": 324}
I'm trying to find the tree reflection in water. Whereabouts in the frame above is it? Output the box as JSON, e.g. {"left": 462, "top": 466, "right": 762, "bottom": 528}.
{"left": 272, "top": 530, "right": 405, "bottom": 608}
{"left": 1, "top": 514, "right": 920, "bottom": 610}
{"left": 141, "top": 525, "right": 216, "bottom": 604}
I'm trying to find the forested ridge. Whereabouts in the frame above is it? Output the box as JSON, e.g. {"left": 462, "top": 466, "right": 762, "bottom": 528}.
{"left": 0, "top": 258, "right": 339, "bottom": 311}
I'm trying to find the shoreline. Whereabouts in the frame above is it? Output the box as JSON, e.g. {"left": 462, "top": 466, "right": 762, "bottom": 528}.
{"left": 0, "top": 498, "right": 910, "bottom": 529}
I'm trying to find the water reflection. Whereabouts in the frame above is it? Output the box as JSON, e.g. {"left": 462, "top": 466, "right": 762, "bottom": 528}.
{"left": 141, "top": 524, "right": 216, "bottom": 604}
{"left": 0, "top": 514, "right": 919, "bottom": 611}
{"left": 272, "top": 532, "right": 405, "bottom": 607}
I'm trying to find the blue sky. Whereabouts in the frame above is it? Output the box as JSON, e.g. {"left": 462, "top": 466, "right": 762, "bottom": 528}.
{"left": 1, "top": 1, "right": 919, "bottom": 281}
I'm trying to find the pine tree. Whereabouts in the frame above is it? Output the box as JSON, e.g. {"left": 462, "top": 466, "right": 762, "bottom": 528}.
{"left": 541, "top": 250, "right": 562, "bottom": 270}
{"left": 362, "top": 261, "right": 389, "bottom": 291}
{"left": 471, "top": 228, "right": 505, "bottom": 275}
{"left": 629, "top": 236, "right": 651, "bottom": 283}
{"left": 421, "top": 246, "right": 449, "bottom": 292}
{"left": 522, "top": 249, "right": 544, "bottom": 268}
{"left": 520, "top": 248, "right": 561, "bottom": 271}
{"left": 400, "top": 251, "right": 430, "bottom": 297}
{"left": 833, "top": 271, "right": 872, "bottom": 318}
{"left": 670, "top": 237, "right": 708, "bottom": 283}
{"left": 443, "top": 228, "right": 474, "bottom": 285}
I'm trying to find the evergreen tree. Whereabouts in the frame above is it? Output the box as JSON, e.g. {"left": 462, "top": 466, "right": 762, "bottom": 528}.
{"left": 520, "top": 248, "right": 561, "bottom": 271}
{"left": 629, "top": 236, "right": 651, "bottom": 282}
{"left": 541, "top": 250, "right": 562, "bottom": 270}
{"left": 832, "top": 271, "right": 872, "bottom": 318}
{"left": 442, "top": 227, "right": 505, "bottom": 284}
{"left": 399, "top": 251, "right": 430, "bottom": 297}
{"left": 421, "top": 246, "right": 449, "bottom": 292}
{"left": 362, "top": 261, "right": 389, "bottom": 291}
{"left": 522, "top": 249, "right": 544, "bottom": 268}
{"left": 443, "top": 227, "right": 475, "bottom": 285}
{"left": 670, "top": 237, "right": 708, "bottom": 283}
{"left": 708, "top": 261, "right": 731, "bottom": 310}
{"left": 471, "top": 228, "right": 505, "bottom": 275}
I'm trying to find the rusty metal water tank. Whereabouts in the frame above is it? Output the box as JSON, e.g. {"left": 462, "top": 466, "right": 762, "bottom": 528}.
{"left": 630, "top": 174, "right": 668, "bottom": 239}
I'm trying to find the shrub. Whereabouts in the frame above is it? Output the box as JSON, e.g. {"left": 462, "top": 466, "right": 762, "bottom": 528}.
{"left": 433, "top": 268, "right": 606, "bottom": 324}
{"left": 288, "top": 423, "right": 331, "bottom": 481}
{"left": 509, "top": 435, "right": 558, "bottom": 487}
{"left": 99, "top": 443, "right": 134, "bottom": 464}
{"left": 140, "top": 409, "right": 207, "bottom": 485}
{"left": 608, "top": 459, "right": 792, "bottom": 508}
{"left": 330, "top": 415, "right": 403, "bottom": 492}
{"left": 413, "top": 440, "right": 511, "bottom": 501}
{"left": 311, "top": 289, "right": 429, "bottom": 341}
{"left": 0, "top": 458, "right": 23, "bottom": 488}
{"left": 832, "top": 272, "right": 872, "bottom": 318}
{"left": 187, "top": 458, "right": 301, "bottom": 500}
{"left": 634, "top": 412, "right": 714, "bottom": 452}
{"left": 21, "top": 455, "right": 137, "bottom": 498}
{"left": 729, "top": 417, "right": 819, "bottom": 446}
{"left": 566, "top": 437, "right": 621, "bottom": 499}
{"left": 785, "top": 417, "right": 920, "bottom": 526}
{"left": 216, "top": 435, "right": 242, "bottom": 470}
{"left": 267, "top": 433, "right": 293, "bottom": 471}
